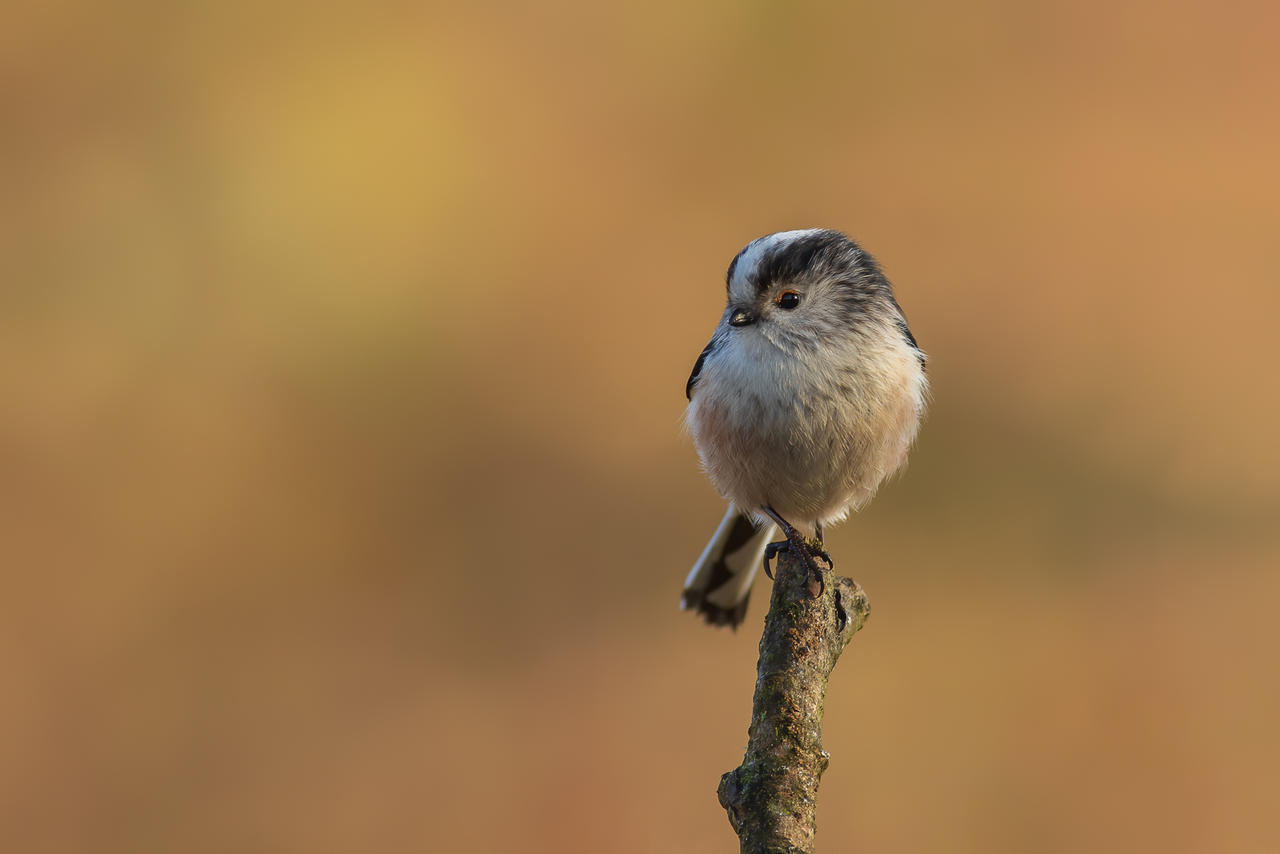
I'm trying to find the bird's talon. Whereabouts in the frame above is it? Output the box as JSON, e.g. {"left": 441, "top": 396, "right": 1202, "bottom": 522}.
{"left": 808, "top": 566, "right": 826, "bottom": 597}
{"left": 759, "top": 515, "right": 835, "bottom": 600}
{"left": 762, "top": 541, "right": 788, "bottom": 580}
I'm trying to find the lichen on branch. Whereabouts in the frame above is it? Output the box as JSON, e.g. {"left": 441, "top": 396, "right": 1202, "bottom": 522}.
{"left": 716, "top": 550, "right": 870, "bottom": 853}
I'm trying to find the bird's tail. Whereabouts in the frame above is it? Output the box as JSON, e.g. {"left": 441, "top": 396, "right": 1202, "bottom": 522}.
{"left": 681, "top": 505, "right": 776, "bottom": 628}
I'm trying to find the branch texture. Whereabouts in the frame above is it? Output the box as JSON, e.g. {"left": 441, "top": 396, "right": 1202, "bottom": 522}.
{"left": 717, "top": 551, "right": 870, "bottom": 853}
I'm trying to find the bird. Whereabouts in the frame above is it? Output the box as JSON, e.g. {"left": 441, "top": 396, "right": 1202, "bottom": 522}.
{"left": 682, "top": 228, "right": 928, "bottom": 627}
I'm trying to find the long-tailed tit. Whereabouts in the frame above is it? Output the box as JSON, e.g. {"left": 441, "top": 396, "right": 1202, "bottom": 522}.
{"left": 682, "top": 229, "right": 928, "bottom": 627}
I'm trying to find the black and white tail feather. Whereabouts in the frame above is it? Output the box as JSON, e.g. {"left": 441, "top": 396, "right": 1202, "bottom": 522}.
{"left": 681, "top": 506, "right": 777, "bottom": 628}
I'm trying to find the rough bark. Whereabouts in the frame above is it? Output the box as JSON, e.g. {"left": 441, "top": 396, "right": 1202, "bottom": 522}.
{"left": 717, "top": 550, "right": 870, "bottom": 853}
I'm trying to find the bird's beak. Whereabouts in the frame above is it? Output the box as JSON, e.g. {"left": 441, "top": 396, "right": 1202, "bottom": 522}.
{"left": 729, "top": 308, "right": 756, "bottom": 328}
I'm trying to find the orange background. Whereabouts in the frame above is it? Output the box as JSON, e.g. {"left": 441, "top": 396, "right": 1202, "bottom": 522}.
{"left": 3, "top": 2, "right": 1278, "bottom": 851}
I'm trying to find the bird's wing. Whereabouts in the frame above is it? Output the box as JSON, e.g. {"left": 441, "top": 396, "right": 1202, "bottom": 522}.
{"left": 686, "top": 337, "right": 717, "bottom": 401}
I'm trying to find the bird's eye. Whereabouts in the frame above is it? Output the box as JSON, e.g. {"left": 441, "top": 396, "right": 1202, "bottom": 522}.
{"left": 777, "top": 291, "right": 801, "bottom": 310}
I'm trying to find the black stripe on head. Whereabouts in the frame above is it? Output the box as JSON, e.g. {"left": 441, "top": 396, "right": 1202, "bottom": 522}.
{"left": 824, "top": 242, "right": 920, "bottom": 347}
{"left": 752, "top": 230, "right": 855, "bottom": 295}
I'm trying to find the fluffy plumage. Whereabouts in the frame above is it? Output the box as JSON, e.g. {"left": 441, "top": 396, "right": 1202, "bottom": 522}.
{"left": 682, "top": 229, "right": 928, "bottom": 627}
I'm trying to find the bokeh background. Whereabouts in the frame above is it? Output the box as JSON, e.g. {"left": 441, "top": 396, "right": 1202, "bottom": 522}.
{"left": 3, "top": 2, "right": 1279, "bottom": 852}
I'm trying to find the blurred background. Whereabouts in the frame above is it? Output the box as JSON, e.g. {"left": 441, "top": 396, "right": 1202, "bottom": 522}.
{"left": 2, "top": 1, "right": 1278, "bottom": 851}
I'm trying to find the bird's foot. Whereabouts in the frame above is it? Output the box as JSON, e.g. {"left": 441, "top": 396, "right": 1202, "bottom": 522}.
{"left": 762, "top": 536, "right": 831, "bottom": 597}
{"left": 763, "top": 540, "right": 785, "bottom": 580}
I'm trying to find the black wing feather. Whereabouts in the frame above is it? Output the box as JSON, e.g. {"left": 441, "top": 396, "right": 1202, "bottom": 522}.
{"left": 686, "top": 338, "right": 716, "bottom": 401}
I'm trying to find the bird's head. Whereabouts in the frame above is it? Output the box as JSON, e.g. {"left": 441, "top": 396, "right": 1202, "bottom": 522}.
{"left": 720, "top": 228, "right": 897, "bottom": 352}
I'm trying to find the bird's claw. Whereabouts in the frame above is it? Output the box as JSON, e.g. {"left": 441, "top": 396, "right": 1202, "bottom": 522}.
{"left": 761, "top": 537, "right": 830, "bottom": 598}
{"left": 806, "top": 561, "right": 826, "bottom": 597}
{"left": 763, "top": 541, "right": 787, "bottom": 580}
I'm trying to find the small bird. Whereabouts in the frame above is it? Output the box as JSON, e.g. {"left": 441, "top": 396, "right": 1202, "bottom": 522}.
{"left": 682, "top": 229, "right": 928, "bottom": 627}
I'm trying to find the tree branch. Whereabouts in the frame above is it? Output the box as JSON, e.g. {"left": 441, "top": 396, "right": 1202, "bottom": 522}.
{"left": 717, "top": 551, "right": 871, "bottom": 853}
